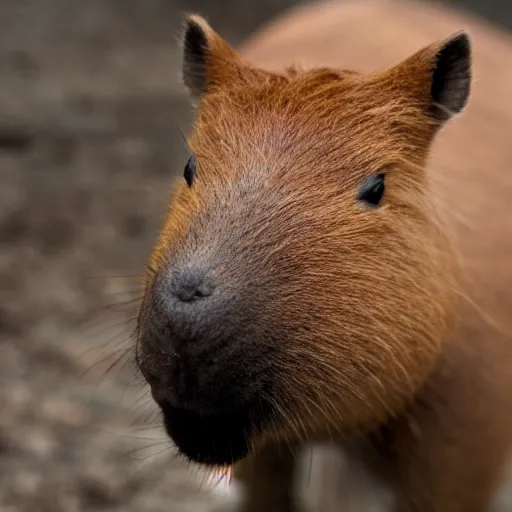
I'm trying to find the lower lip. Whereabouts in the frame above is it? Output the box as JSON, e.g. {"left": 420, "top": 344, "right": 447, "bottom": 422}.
{"left": 158, "top": 399, "right": 264, "bottom": 466}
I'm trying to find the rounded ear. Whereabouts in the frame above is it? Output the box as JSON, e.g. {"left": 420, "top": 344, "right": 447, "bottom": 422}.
{"left": 430, "top": 32, "right": 471, "bottom": 121}
{"left": 387, "top": 31, "right": 471, "bottom": 125}
{"left": 181, "top": 15, "right": 265, "bottom": 100}
{"left": 181, "top": 15, "right": 211, "bottom": 97}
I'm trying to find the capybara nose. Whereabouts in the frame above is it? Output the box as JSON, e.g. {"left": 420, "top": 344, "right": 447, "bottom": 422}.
{"left": 140, "top": 264, "right": 222, "bottom": 362}
{"left": 171, "top": 266, "right": 216, "bottom": 303}
{"left": 138, "top": 264, "right": 249, "bottom": 413}
{"left": 143, "top": 265, "right": 217, "bottom": 356}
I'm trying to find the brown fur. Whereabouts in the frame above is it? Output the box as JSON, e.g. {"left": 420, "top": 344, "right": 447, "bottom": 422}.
{"left": 137, "top": 1, "right": 512, "bottom": 510}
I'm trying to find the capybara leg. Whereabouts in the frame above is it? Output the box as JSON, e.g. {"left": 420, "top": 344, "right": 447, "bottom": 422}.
{"left": 230, "top": 441, "right": 299, "bottom": 512}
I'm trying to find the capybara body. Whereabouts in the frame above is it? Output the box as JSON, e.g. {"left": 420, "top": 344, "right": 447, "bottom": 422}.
{"left": 136, "top": 0, "right": 512, "bottom": 510}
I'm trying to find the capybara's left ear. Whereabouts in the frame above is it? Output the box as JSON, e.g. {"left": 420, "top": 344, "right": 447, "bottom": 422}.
{"left": 429, "top": 32, "right": 471, "bottom": 120}
{"left": 387, "top": 31, "right": 471, "bottom": 123}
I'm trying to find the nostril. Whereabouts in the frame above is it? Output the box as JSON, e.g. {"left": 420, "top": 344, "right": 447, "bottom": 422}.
{"left": 172, "top": 267, "right": 215, "bottom": 303}
{"left": 190, "top": 287, "right": 209, "bottom": 300}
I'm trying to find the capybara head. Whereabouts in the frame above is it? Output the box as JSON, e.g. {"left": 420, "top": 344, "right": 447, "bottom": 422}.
{"left": 136, "top": 15, "right": 470, "bottom": 466}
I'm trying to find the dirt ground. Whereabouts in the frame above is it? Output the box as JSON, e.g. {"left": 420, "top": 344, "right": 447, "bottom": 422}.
{"left": 0, "top": 0, "right": 511, "bottom": 511}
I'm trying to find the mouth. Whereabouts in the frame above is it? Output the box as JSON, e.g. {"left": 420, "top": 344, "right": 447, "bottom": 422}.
{"left": 158, "top": 398, "right": 266, "bottom": 466}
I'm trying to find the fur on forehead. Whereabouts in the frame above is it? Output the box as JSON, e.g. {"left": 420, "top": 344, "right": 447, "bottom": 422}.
{"left": 186, "top": 69, "right": 436, "bottom": 182}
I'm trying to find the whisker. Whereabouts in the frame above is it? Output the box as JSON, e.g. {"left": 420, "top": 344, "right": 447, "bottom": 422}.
{"left": 129, "top": 424, "right": 166, "bottom": 433}
{"left": 101, "top": 430, "right": 169, "bottom": 442}
{"left": 80, "top": 343, "right": 132, "bottom": 382}
{"left": 127, "top": 441, "right": 173, "bottom": 460}
{"left": 82, "top": 275, "right": 143, "bottom": 281}
{"left": 71, "top": 300, "right": 140, "bottom": 331}
{"left": 96, "top": 348, "right": 134, "bottom": 386}
{"left": 78, "top": 319, "right": 137, "bottom": 361}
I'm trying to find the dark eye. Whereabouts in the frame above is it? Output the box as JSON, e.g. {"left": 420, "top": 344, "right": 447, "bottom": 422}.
{"left": 357, "top": 173, "right": 385, "bottom": 208}
{"left": 184, "top": 155, "right": 196, "bottom": 187}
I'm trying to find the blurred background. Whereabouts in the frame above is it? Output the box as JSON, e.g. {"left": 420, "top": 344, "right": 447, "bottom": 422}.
{"left": 0, "top": 0, "right": 511, "bottom": 511}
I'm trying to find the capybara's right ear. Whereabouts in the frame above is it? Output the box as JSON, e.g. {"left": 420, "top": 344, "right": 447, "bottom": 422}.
{"left": 181, "top": 15, "right": 248, "bottom": 99}
{"left": 181, "top": 15, "right": 211, "bottom": 97}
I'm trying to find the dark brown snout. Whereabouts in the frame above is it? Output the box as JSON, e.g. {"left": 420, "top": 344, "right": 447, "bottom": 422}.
{"left": 136, "top": 262, "right": 276, "bottom": 465}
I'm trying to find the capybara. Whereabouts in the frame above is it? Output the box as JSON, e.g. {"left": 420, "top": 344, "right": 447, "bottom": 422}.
{"left": 135, "top": 0, "right": 512, "bottom": 510}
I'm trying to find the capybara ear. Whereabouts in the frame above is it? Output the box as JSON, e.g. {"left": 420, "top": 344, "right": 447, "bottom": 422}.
{"left": 181, "top": 15, "right": 211, "bottom": 97}
{"left": 387, "top": 31, "right": 471, "bottom": 124}
{"left": 181, "top": 14, "right": 261, "bottom": 99}
{"left": 430, "top": 32, "right": 471, "bottom": 120}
